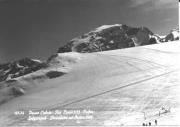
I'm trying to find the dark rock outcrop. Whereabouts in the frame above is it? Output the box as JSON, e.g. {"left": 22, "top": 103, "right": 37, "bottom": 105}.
{"left": 0, "top": 58, "right": 47, "bottom": 82}
{"left": 57, "top": 24, "right": 156, "bottom": 53}
{"left": 165, "top": 28, "right": 179, "bottom": 42}
{"left": 46, "top": 71, "right": 65, "bottom": 79}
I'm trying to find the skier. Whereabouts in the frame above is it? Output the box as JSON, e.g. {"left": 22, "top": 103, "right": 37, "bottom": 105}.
{"left": 149, "top": 122, "right": 151, "bottom": 126}
{"left": 155, "top": 119, "right": 157, "bottom": 126}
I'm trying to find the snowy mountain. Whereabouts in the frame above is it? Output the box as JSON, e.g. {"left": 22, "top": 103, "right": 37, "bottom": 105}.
{"left": 0, "top": 23, "right": 179, "bottom": 125}
{"left": 57, "top": 24, "right": 161, "bottom": 53}
{"left": 165, "top": 28, "right": 179, "bottom": 42}
{"left": 0, "top": 58, "right": 47, "bottom": 82}
{"left": 0, "top": 25, "right": 179, "bottom": 83}
{"left": 0, "top": 41, "right": 179, "bottom": 126}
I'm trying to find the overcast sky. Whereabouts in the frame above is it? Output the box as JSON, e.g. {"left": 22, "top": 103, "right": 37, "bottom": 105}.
{"left": 0, "top": 0, "right": 179, "bottom": 63}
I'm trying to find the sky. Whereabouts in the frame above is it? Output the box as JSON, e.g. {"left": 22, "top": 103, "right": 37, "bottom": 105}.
{"left": 0, "top": 0, "right": 179, "bottom": 63}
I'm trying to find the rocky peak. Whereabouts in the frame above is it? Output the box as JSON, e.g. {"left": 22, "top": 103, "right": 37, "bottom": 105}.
{"left": 0, "top": 58, "right": 47, "bottom": 82}
{"left": 1, "top": 24, "right": 178, "bottom": 82}
{"left": 57, "top": 24, "right": 156, "bottom": 53}
{"left": 165, "top": 28, "right": 179, "bottom": 42}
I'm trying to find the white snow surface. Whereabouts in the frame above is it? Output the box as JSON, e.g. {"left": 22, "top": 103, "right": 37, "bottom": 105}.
{"left": 31, "top": 59, "right": 42, "bottom": 63}
{"left": 172, "top": 30, "right": 179, "bottom": 39}
{"left": 48, "top": 52, "right": 84, "bottom": 66}
{"left": 94, "top": 24, "right": 122, "bottom": 32}
{"left": 0, "top": 41, "right": 179, "bottom": 126}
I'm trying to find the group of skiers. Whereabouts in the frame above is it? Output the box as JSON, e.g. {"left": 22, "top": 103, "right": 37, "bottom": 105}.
{"left": 142, "top": 106, "right": 170, "bottom": 126}
{"left": 142, "top": 119, "right": 157, "bottom": 126}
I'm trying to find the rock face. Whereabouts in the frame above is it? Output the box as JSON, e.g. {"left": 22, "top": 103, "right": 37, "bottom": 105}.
{"left": 165, "top": 28, "right": 179, "bottom": 42}
{"left": 58, "top": 24, "right": 157, "bottom": 53}
{"left": 0, "top": 58, "right": 47, "bottom": 82}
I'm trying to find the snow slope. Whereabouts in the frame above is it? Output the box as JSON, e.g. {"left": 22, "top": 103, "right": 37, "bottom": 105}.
{"left": 0, "top": 41, "right": 179, "bottom": 126}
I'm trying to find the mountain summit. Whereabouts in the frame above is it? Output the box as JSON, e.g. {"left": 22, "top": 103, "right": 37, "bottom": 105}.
{"left": 58, "top": 24, "right": 159, "bottom": 53}
{"left": 0, "top": 24, "right": 179, "bottom": 82}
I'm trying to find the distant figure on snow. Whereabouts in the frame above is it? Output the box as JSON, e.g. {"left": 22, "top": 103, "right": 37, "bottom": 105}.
{"left": 155, "top": 119, "right": 157, "bottom": 126}
{"left": 142, "top": 123, "right": 145, "bottom": 126}
{"left": 149, "top": 122, "right": 151, "bottom": 126}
